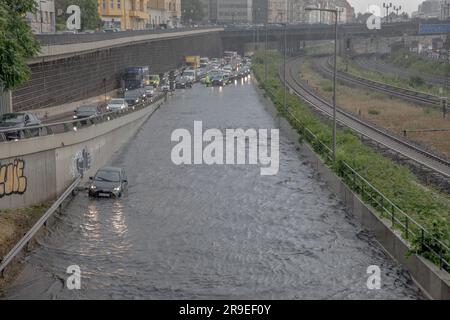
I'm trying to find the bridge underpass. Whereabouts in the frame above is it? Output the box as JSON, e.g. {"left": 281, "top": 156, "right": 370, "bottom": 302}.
{"left": 2, "top": 79, "right": 422, "bottom": 299}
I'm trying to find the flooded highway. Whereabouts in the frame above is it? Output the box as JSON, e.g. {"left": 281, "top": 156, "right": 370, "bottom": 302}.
{"left": 3, "top": 77, "right": 422, "bottom": 299}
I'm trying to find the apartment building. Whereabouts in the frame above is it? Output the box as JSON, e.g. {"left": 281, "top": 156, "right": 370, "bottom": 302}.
{"left": 98, "top": 0, "right": 149, "bottom": 30}
{"left": 148, "top": 0, "right": 180, "bottom": 27}
{"left": 27, "top": 0, "right": 56, "bottom": 34}
{"left": 251, "top": 0, "right": 354, "bottom": 24}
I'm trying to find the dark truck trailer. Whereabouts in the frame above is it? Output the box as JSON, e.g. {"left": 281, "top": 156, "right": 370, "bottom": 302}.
{"left": 123, "top": 66, "right": 150, "bottom": 90}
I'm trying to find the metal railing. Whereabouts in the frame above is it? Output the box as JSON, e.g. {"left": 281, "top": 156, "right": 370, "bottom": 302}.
{"left": 260, "top": 77, "right": 450, "bottom": 271}
{"left": 0, "top": 176, "right": 81, "bottom": 276}
{"left": 36, "top": 27, "right": 222, "bottom": 46}
{"left": 0, "top": 93, "right": 166, "bottom": 143}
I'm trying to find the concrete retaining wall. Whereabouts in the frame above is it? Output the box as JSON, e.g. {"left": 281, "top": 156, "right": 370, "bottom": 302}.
{"left": 254, "top": 80, "right": 450, "bottom": 300}
{"left": 0, "top": 98, "right": 164, "bottom": 210}
{"left": 13, "top": 32, "right": 222, "bottom": 112}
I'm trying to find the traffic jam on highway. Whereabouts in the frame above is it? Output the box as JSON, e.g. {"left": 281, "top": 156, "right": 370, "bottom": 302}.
{"left": 0, "top": 51, "right": 252, "bottom": 143}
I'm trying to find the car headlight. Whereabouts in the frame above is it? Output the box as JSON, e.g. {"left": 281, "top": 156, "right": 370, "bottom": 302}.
{"left": 114, "top": 187, "right": 120, "bottom": 191}
{"left": 90, "top": 185, "right": 96, "bottom": 190}
{"left": 73, "top": 115, "right": 78, "bottom": 119}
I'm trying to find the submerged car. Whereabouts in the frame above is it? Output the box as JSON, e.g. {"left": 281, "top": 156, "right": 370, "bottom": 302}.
{"left": 175, "top": 76, "right": 193, "bottom": 89}
{"left": 124, "top": 89, "right": 146, "bottom": 106}
{"left": 88, "top": 167, "right": 128, "bottom": 198}
{"left": 211, "top": 75, "right": 225, "bottom": 86}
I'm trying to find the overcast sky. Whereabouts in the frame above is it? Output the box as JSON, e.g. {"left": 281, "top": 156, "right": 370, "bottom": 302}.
{"left": 347, "top": 0, "right": 424, "bottom": 14}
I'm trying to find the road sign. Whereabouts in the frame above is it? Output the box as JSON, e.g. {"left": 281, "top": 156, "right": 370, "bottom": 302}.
{"left": 419, "top": 23, "right": 450, "bottom": 35}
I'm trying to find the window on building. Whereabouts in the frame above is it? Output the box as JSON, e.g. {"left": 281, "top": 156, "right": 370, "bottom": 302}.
{"left": 102, "top": 0, "right": 106, "bottom": 10}
{"left": 110, "top": 0, "right": 114, "bottom": 9}
{"left": 117, "top": 0, "right": 121, "bottom": 9}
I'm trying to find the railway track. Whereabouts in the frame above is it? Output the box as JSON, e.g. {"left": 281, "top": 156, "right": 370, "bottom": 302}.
{"left": 282, "top": 56, "right": 450, "bottom": 179}
{"left": 314, "top": 56, "right": 444, "bottom": 108}
{"left": 353, "top": 54, "right": 450, "bottom": 90}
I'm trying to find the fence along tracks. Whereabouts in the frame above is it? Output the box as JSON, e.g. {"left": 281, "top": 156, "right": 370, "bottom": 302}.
{"left": 282, "top": 56, "right": 450, "bottom": 179}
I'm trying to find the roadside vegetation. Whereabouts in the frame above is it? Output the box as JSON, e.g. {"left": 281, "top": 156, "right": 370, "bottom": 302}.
{"left": 386, "top": 49, "right": 450, "bottom": 79}
{"left": 0, "top": 202, "right": 51, "bottom": 290}
{"left": 252, "top": 51, "right": 450, "bottom": 269}
{"left": 337, "top": 56, "right": 450, "bottom": 99}
{"left": 303, "top": 58, "right": 450, "bottom": 158}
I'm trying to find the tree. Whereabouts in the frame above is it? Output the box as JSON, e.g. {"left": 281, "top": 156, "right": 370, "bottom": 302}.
{"left": 55, "top": 0, "right": 102, "bottom": 31}
{"left": 181, "top": 0, "right": 204, "bottom": 24}
{"left": 0, "top": 0, "right": 40, "bottom": 91}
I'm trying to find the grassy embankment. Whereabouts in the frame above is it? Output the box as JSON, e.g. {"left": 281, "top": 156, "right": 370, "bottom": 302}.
{"left": 0, "top": 202, "right": 51, "bottom": 290}
{"left": 252, "top": 51, "right": 450, "bottom": 268}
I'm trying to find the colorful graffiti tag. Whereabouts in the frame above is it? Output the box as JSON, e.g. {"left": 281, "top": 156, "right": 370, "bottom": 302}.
{"left": 0, "top": 159, "right": 27, "bottom": 198}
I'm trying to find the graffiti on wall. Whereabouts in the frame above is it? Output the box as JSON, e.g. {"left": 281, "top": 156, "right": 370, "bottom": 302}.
{"left": 71, "top": 147, "right": 91, "bottom": 178}
{"left": 0, "top": 159, "right": 27, "bottom": 198}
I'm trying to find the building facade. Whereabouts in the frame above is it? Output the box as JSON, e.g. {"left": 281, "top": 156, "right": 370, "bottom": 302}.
{"left": 417, "top": 0, "right": 441, "bottom": 19}
{"left": 27, "top": 0, "right": 56, "bottom": 34}
{"left": 250, "top": 0, "right": 354, "bottom": 24}
{"left": 147, "top": 0, "right": 180, "bottom": 27}
{"left": 199, "top": 0, "right": 211, "bottom": 22}
{"left": 98, "top": 0, "right": 149, "bottom": 30}
{"left": 300, "top": 0, "right": 354, "bottom": 24}
{"left": 216, "top": 0, "right": 253, "bottom": 24}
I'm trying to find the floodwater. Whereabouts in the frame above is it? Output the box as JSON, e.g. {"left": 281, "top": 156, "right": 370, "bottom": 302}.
{"left": 2, "top": 77, "right": 422, "bottom": 299}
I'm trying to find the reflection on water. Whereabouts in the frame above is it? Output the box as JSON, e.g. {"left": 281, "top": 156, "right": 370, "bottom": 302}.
{"left": 2, "top": 80, "right": 423, "bottom": 300}
{"left": 111, "top": 201, "right": 127, "bottom": 236}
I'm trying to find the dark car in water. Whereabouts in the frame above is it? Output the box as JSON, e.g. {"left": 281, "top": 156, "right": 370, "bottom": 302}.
{"left": 0, "top": 112, "right": 41, "bottom": 140}
{"left": 124, "top": 89, "right": 146, "bottom": 106}
{"left": 211, "top": 75, "right": 225, "bottom": 86}
{"left": 175, "top": 76, "right": 193, "bottom": 89}
{"left": 73, "top": 105, "right": 101, "bottom": 119}
{"left": 88, "top": 167, "right": 128, "bottom": 198}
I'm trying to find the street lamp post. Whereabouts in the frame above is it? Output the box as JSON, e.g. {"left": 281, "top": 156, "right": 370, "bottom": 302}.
{"left": 383, "top": 3, "right": 392, "bottom": 23}
{"left": 394, "top": 5, "right": 402, "bottom": 20}
{"left": 305, "top": 7, "right": 341, "bottom": 162}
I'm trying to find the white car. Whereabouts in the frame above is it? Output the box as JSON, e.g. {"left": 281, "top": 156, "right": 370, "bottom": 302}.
{"left": 106, "top": 99, "right": 128, "bottom": 111}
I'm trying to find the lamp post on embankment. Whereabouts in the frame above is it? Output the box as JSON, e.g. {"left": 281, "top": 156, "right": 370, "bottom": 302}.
{"left": 305, "top": 7, "right": 341, "bottom": 162}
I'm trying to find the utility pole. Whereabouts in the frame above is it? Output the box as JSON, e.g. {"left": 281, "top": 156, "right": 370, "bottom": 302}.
{"left": 442, "top": 97, "right": 448, "bottom": 119}
{"left": 265, "top": 23, "right": 268, "bottom": 81}
{"left": 283, "top": 23, "right": 287, "bottom": 112}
